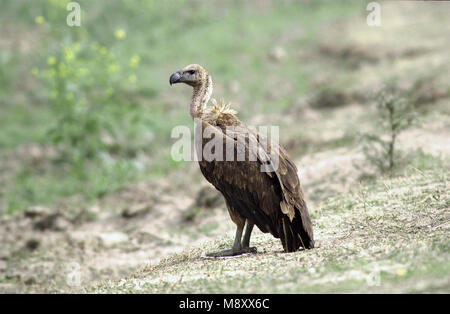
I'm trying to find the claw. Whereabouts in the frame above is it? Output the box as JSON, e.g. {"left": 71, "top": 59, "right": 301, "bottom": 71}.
{"left": 205, "top": 247, "right": 257, "bottom": 258}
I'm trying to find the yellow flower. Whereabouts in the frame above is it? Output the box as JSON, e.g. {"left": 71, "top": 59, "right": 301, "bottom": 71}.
{"left": 47, "top": 56, "right": 56, "bottom": 66}
{"left": 396, "top": 268, "right": 407, "bottom": 277}
{"left": 107, "top": 64, "right": 120, "bottom": 73}
{"left": 64, "top": 48, "right": 74, "bottom": 61}
{"left": 114, "top": 29, "right": 126, "bottom": 40}
{"left": 35, "top": 16, "right": 45, "bottom": 25}
{"left": 129, "top": 55, "right": 140, "bottom": 68}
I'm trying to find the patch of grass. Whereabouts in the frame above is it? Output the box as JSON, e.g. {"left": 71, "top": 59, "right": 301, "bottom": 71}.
{"left": 87, "top": 165, "right": 449, "bottom": 293}
{"left": 0, "top": 105, "right": 54, "bottom": 149}
{"left": 3, "top": 159, "right": 145, "bottom": 214}
{"left": 196, "top": 222, "right": 219, "bottom": 237}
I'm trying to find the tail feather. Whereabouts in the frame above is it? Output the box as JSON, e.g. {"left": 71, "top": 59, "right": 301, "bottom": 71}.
{"left": 279, "top": 207, "right": 314, "bottom": 252}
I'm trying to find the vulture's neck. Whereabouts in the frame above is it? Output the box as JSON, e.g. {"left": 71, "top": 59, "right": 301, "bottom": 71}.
{"left": 190, "top": 75, "right": 213, "bottom": 119}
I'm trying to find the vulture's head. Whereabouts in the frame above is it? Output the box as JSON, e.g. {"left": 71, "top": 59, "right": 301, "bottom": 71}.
{"left": 169, "top": 64, "right": 209, "bottom": 88}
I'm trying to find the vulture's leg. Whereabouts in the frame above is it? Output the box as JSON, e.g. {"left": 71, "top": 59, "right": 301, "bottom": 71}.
{"left": 206, "top": 221, "right": 244, "bottom": 257}
{"left": 206, "top": 220, "right": 257, "bottom": 257}
{"left": 241, "top": 220, "right": 257, "bottom": 253}
{"left": 206, "top": 202, "right": 256, "bottom": 257}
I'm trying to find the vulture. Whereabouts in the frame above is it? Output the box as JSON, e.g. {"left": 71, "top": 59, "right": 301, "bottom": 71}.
{"left": 170, "top": 64, "right": 314, "bottom": 256}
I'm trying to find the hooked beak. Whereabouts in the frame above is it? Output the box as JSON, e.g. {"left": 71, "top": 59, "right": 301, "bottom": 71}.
{"left": 169, "top": 70, "right": 183, "bottom": 85}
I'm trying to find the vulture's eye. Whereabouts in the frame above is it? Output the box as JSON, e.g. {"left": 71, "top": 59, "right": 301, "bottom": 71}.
{"left": 187, "top": 70, "right": 196, "bottom": 75}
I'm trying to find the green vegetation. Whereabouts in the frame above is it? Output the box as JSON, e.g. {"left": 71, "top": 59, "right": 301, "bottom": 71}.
{"left": 358, "top": 89, "right": 416, "bottom": 174}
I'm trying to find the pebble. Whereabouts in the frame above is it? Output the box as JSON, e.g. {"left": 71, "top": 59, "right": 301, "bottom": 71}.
{"left": 0, "top": 250, "right": 11, "bottom": 261}
{"left": 25, "top": 238, "right": 40, "bottom": 251}
{"left": 97, "top": 232, "right": 129, "bottom": 248}
{"left": 24, "top": 206, "right": 51, "bottom": 218}
{"left": 121, "top": 203, "right": 151, "bottom": 218}
{"left": 0, "top": 260, "right": 7, "bottom": 272}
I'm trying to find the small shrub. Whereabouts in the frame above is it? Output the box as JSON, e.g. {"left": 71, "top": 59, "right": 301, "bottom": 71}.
{"left": 35, "top": 41, "right": 141, "bottom": 162}
{"left": 358, "top": 89, "right": 416, "bottom": 174}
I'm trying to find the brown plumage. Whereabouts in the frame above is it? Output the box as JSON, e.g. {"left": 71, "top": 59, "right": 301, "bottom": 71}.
{"left": 170, "top": 64, "right": 314, "bottom": 256}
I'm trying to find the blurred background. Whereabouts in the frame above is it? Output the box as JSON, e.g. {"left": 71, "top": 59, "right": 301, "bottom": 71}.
{"left": 0, "top": 0, "right": 448, "bottom": 293}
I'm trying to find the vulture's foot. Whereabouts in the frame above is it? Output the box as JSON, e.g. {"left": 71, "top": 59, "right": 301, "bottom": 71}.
{"left": 206, "top": 246, "right": 257, "bottom": 258}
